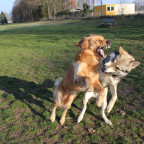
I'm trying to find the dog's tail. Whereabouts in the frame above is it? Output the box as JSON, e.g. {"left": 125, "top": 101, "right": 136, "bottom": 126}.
{"left": 53, "top": 77, "right": 63, "bottom": 105}
{"left": 54, "top": 77, "right": 63, "bottom": 87}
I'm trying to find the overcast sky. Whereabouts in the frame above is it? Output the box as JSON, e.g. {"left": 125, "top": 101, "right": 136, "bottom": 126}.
{"left": 0, "top": 0, "right": 134, "bottom": 14}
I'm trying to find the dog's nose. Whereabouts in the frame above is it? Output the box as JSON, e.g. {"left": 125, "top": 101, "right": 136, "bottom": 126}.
{"left": 106, "top": 40, "right": 111, "bottom": 45}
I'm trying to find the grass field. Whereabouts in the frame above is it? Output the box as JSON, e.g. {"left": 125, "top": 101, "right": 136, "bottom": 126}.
{"left": 0, "top": 16, "right": 144, "bottom": 144}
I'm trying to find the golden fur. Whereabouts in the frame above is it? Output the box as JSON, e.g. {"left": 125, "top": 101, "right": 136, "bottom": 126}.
{"left": 50, "top": 34, "right": 110, "bottom": 125}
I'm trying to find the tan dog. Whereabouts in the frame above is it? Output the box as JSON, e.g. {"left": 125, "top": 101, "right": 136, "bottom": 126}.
{"left": 77, "top": 46, "right": 140, "bottom": 125}
{"left": 50, "top": 34, "right": 111, "bottom": 125}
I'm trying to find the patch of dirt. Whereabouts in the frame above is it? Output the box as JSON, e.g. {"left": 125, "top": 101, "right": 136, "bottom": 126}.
{"left": 118, "top": 81, "right": 136, "bottom": 97}
{"left": 0, "top": 98, "right": 5, "bottom": 103}
{"left": 13, "top": 108, "right": 30, "bottom": 119}
{"left": 35, "top": 57, "right": 55, "bottom": 67}
{"left": 12, "top": 130, "right": 23, "bottom": 139}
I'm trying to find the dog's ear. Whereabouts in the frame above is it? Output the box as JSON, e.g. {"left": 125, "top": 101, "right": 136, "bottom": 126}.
{"left": 130, "top": 61, "right": 141, "bottom": 69}
{"left": 75, "top": 39, "right": 83, "bottom": 48}
{"left": 75, "top": 37, "right": 88, "bottom": 50}
{"left": 119, "top": 46, "right": 128, "bottom": 55}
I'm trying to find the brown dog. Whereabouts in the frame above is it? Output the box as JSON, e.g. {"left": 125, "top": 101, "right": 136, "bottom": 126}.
{"left": 50, "top": 34, "right": 111, "bottom": 125}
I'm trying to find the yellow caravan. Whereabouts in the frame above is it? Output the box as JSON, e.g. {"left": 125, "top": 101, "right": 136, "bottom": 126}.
{"left": 94, "top": 3, "right": 135, "bottom": 16}
{"left": 94, "top": 4, "right": 116, "bottom": 17}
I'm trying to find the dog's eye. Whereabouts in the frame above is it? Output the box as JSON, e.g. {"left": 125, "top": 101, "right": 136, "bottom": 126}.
{"left": 115, "top": 66, "right": 120, "bottom": 70}
{"left": 97, "top": 40, "right": 100, "bottom": 42}
{"left": 125, "top": 70, "right": 129, "bottom": 73}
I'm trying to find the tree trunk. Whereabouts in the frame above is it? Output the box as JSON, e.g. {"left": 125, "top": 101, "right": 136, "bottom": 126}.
{"left": 46, "top": 0, "right": 50, "bottom": 19}
{"left": 101, "top": 0, "right": 103, "bottom": 17}
{"left": 31, "top": 9, "right": 33, "bottom": 21}
{"left": 93, "top": 0, "right": 95, "bottom": 16}
{"left": 53, "top": 0, "right": 56, "bottom": 19}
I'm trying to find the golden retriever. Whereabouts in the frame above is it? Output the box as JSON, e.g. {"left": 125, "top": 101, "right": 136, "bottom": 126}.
{"left": 50, "top": 34, "right": 111, "bottom": 125}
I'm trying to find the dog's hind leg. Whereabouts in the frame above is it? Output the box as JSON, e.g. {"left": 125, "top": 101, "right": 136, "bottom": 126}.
{"left": 60, "top": 93, "right": 76, "bottom": 125}
{"left": 50, "top": 89, "right": 62, "bottom": 123}
{"left": 77, "top": 91, "right": 94, "bottom": 123}
{"left": 50, "top": 103, "right": 58, "bottom": 122}
{"left": 107, "top": 84, "right": 118, "bottom": 113}
{"left": 101, "top": 87, "right": 113, "bottom": 126}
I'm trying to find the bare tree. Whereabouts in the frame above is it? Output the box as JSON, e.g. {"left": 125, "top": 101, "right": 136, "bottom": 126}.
{"left": 67, "top": 0, "right": 76, "bottom": 9}
{"left": 46, "top": 0, "right": 50, "bottom": 19}
{"left": 133, "top": 0, "right": 144, "bottom": 11}
{"left": 12, "top": 0, "right": 81, "bottom": 23}
{"left": 118, "top": 0, "right": 130, "bottom": 15}
{"left": 53, "top": 0, "right": 56, "bottom": 19}
{"left": 92, "top": 0, "right": 95, "bottom": 9}
{"left": 77, "top": 0, "right": 84, "bottom": 8}
{"left": 101, "top": 0, "right": 103, "bottom": 16}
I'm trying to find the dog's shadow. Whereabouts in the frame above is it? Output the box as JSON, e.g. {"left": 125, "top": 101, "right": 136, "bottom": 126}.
{"left": 0, "top": 76, "right": 104, "bottom": 123}
{"left": 0, "top": 76, "right": 54, "bottom": 120}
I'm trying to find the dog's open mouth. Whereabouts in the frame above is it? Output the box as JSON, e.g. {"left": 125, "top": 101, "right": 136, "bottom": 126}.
{"left": 106, "top": 45, "right": 111, "bottom": 49}
{"left": 102, "top": 52, "right": 119, "bottom": 72}
{"left": 96, "top": 47, "right": 105, "bottom": 58}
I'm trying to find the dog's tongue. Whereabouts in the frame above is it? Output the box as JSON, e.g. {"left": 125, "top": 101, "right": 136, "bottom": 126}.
{"left": 99, "top": 49, "right": 105, "bottom": 58}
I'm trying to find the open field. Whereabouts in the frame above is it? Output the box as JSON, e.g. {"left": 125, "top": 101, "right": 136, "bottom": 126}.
{"left": 0, "top": 16, "right": 144, "bottom": 144}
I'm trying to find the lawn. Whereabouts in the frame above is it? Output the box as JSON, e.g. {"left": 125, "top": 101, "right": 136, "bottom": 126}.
{"left": 0, "top": 16, "right": 144, "bottom": 144}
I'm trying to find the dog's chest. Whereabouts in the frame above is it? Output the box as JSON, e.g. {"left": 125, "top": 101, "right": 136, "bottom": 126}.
{"left": 109, "top": 76, "right": 120, "bottom": 85}
{"left": 101, "top": 74, "right": 121, "bottom": 87}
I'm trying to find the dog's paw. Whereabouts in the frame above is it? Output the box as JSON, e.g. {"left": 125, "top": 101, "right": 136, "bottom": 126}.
{"left": 77, "top": 115, "right": 83, "bottom": 123}
{"left": 106, "top": 105, "right": 113, "bottom": 113}
{"left": 105, "top": 119, "right": 113, "bottom": 126}
{"left": 60, "top": 118, "right": 65, "bottom": 125}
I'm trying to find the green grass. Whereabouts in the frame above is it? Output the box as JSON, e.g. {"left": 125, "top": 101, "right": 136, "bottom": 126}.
{"left": 0, "top": 16, "right": 144, "bottom": 143}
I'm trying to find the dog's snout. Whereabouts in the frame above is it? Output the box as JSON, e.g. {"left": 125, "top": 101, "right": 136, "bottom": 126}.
{"left": 106, "top": 40, "right": 111, "bottom": 45}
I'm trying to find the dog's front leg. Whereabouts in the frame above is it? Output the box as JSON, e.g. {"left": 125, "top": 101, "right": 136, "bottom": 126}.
{"left": 77, "top": 91, "right": 94, "bottom": 123}
{"left": 60, "top": 93, "right": 76, "bottom": 125}
{"left": 73, "top": 62, "right": 94, "bottom": 91}
{"left": 101, "top": 87, "right": 113, "bottom": 126}
{"left": 107, "top": 84, "right": 118, "bottom": 113}
{"left": 75, "top": 76, "right": 94, "bottom": 91}
{"left": 94, "top": 81, "right": 105, "bottom": 107}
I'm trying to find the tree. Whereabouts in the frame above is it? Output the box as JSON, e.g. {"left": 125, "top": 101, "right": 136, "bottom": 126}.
{"left": 118, "top": 0, "right": 130, "bottom": 15}
{"left": 12, "top": 0, "right": 92, "bottom": 23}
{"left": 12, "top": 0, "right": 42, "bottom": 22}
{"left": 133, "top": 0, "right": 144, "bottom": 11}
{"left": 77, "top": 0, "right": 84, "bottom": 8}
{"left": 92, "top": 0, "right": 95, "bottom": 9}
{"left": 101, "top": 0, "right": 103, "bottom": 16}
{"left": 67, "top": 0, "right": 76, "bottom": 9}
{"left": 0, "top": 11, "right": 8, "bottom": 24}
{"left": 83, "top": 3, "right": 90, "bottom": 14}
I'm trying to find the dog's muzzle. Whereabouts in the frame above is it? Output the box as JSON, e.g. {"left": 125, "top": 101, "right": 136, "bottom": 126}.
{"left": 102, "top": 52, "right": 119, "bottom": 72}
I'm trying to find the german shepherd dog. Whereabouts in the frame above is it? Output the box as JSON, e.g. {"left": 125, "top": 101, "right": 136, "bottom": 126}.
{"left": 50, "top": 34, "right": 111, "bottom": 125}
{"left": 77, "top": 46, "right": 140, "bottom": 125}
